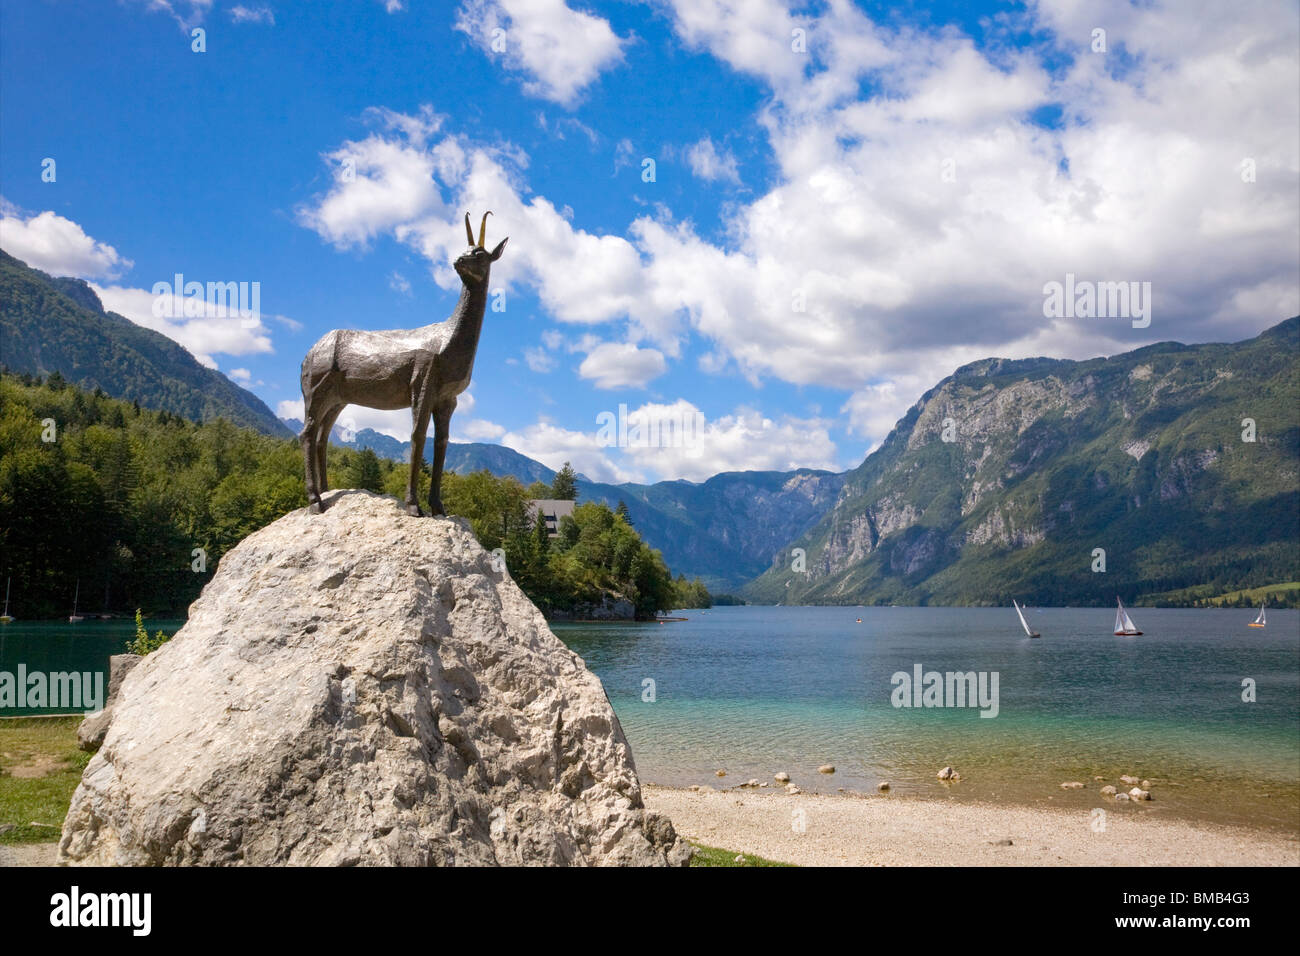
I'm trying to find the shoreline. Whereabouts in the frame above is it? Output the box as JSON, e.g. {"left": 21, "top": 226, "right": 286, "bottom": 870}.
{"left": 642, "top": 783, "right": 1300, "bottom": 867}
{"left": 4, "top": 783, "right": 1296, "bottom": 868}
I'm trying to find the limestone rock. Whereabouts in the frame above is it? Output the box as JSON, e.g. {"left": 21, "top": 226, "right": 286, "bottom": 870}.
{"left": 818, "top": 764, "right": 835, "bottom": 774}
{"left": 1129, "top": 787, "right": 1152, "bottom": 801}
{"left": 76, "top": 653, "right": 142, "bottom": 752}
{"left": 1101, "top": 785, "right": 1117, "bottom": 796}
{"left": 785, "top": 784, "right": 801, "bottom": 795}
{"left": 1115, "top": 792, "right": 1131, "bottom": 801}
{"left": 775, "top": 772, "right": 790, "bottom": 783}
{"left": 1060, "top": 781, "right": 1084, "bottom": 789}
{"left": 1120, "top": 775, "right": 1140, "bottom": 786}
{"left": 878, "top": 782, "right": 890, "bottom": 792}
{"left": 59, "top": 492, "right": 690, "bottom": 867}
{"left": 937, "top": 766, "right": 961, "bottom": 781}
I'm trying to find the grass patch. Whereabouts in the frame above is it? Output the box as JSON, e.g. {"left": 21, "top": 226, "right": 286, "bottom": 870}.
{"left": 688, "top": 842, "right": 795, "bottom": 867}
{"left": 1142, "top": 581, "right": 1300, "bottom": 608}
{"left": 0, "top": 716, "right": 87, "bottom": 844}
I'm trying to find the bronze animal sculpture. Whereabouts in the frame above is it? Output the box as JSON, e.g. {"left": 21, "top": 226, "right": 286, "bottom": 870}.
{"left": 299, "top": 212, "right": 507, "bottom": 516}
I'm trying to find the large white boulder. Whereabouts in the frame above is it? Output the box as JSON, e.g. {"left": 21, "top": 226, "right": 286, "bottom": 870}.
{"left": 59, "top": 491, "right": 690, "bottom": 866}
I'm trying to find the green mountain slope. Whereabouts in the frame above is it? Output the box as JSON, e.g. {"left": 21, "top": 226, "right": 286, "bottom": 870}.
{"left": 746, "top": 318, "right": 1300, "bottom": 606}
{"left": 0, "top": 250, "right": 291, "bottom": 437}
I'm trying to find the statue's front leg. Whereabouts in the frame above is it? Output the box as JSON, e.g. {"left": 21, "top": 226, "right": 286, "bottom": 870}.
{"left": 407, "top": 399, "right": 431, "bottom": 518}
{"left": 429, "top": 400, "right": 455, "bottom": 517}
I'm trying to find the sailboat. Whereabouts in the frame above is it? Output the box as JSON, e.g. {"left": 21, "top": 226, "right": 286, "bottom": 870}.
{"left": 1113, "top": 597, "right": 1141, "bottom": 636}
{"left": 68, "top": 579, "right": 84, "bottom": 623}
{"left": 1, "top": 576, "right": 12, "bottom": 623}
{"left": 1248, "top": 602, "right": 1266, "bottom": 628}
{"left": 1013, "top": 599, "right": 1041, "bottom": 638}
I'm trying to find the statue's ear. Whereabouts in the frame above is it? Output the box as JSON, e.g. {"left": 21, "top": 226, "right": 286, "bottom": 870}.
{"left": 489, "top": 237, "right": 508, "bottom": 261}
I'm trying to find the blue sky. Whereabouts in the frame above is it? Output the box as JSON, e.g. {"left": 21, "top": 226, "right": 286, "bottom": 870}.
{"left": 2, "top": 0, "right": 1297, "bottom": 483}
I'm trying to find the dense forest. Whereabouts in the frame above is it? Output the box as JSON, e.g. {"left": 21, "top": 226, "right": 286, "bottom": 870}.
{"left": 0, "top": 373, "right": 709, "bottom": 620}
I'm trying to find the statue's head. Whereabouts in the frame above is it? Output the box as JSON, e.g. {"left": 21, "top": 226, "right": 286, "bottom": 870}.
{"left": 456, "top": 212, "right": 508, "bottom": 284}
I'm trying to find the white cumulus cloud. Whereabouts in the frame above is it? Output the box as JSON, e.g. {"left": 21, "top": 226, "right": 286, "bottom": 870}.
{"left": 578, "top": 341, "right": 667, "bottom": 389}
{"left": 454, "top": 0, "right": 627, "bottom": 106}
{"left": 1, "top": 205, "right": 132, "bottom": 279}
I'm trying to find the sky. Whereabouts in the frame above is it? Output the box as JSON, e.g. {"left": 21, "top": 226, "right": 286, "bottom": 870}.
{"left": 2, "top": 0, "right": 1297, "bottom": 484}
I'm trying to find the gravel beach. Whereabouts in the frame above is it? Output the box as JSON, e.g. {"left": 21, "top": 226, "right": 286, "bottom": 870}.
{"left": 5, "top": 788, "right": 1294, "bottom": 867}
{"left": 644, "top": 784, "right": 1300, "bottom": 866}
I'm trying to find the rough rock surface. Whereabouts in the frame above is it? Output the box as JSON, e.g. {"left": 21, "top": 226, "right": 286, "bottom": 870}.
{"left": 59, "top": 491, "right": 691, "bottom": 867}
{"left": 77, "top": 653, "right": 142, "bottom": 752}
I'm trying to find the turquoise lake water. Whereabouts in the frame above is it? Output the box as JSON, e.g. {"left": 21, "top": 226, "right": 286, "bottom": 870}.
{"left": 555, "top": 606, "right": 1300, "bottom": 831}
{"left": 4, "top": 606, "right": 1297, "bottom": 829}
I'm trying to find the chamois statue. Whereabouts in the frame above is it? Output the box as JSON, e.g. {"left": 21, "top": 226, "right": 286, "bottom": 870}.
{"left": 299, "top": 212, "right": 507, "bottom": 516}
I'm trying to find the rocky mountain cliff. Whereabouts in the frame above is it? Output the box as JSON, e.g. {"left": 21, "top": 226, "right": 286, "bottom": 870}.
{"left": 746, "top": 318, "right": 1300, "bottom": 606}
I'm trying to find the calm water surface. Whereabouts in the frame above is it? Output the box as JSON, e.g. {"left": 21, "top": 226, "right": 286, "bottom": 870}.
{"left": 556, "top": 606, "right": 1300, "bottom": 831}
{"left": 4, "top": 607, "right": 1297, "bottom": 831}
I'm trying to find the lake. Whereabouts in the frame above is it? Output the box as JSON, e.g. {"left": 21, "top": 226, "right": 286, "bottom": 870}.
{"left": 555, "top": 605, "right": 1300, "bottom": 831}
{"left": 4, "top": 606, "right": 1297, "bottom": 830}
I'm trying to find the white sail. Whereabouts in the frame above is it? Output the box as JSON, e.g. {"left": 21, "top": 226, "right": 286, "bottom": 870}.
{"left": 1014, "top": 600, "right": 1034, "bottom": 637}
{"left": 1116, "top": 598, "right": 1138, "bottom": 634}
{"left": 1254, "top": 603, "right": 1266, "bottom": 625}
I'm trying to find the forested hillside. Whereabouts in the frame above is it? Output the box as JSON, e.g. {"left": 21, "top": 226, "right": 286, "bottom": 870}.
{"left": 0, "top": 374, "right": 704, "bottom": 619}
{"left": 0, "top": 250, "right": 290, "bottom": 437}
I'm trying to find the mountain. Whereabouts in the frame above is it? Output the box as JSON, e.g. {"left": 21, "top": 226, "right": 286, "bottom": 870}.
{"left": 578, "top": 470, "right": 846, "bottom": 591}
{"left": 283, "top": 417, "right": 845, "bottom": 590}
{"left": 0, "top": 250, "right": 291, "bottom": 437}
{"left": 280, "top": 420, "right": 561, "bottom": 486}
{"left": 746, "top": 318, "right": 1300, "bottom": 606}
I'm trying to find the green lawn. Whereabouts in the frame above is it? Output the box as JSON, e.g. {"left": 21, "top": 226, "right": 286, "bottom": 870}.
{"left": 688, "top": 842, "right": 795, "bottom": 867}
{"left": 1140, "top": 580, "right": 1300, "bottom": 608}
{"left": 1202, "top": 581, "right": 1300, "bottom": 607}
{"left": 0, "top": 716, "right": 87, "bottom": 844}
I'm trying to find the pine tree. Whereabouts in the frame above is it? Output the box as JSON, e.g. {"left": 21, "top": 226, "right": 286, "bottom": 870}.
{"left": 550, "top": 462, "right": 578, "bottom": 500}
{"left": 346, "top": 448, "right": 385, "bottom": 493}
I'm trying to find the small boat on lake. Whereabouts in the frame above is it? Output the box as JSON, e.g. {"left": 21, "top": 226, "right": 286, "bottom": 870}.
{"left": 1113, "top": 598, "right": 1141, "bottom": 636}
{"left": 69, "top": 579, "right": 84, "bottom": 623}
{"left": 1013, "top": 599, "right": 1040, "bottom": 638}
{"left": 1248, "top": 602, "right": 1266, "bottom": 628}
{"left": 1, "top": 576, "right": 12, "bottom": 623}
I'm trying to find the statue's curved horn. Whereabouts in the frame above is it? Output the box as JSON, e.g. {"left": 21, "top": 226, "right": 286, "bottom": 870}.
{"left": 478, "top": 211, "right": 492, "bottom": 248}
{"left": 464, "top": 212, "right": 475, "bottom": 247}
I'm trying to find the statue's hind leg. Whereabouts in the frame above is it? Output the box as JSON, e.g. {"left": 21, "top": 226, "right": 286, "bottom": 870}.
{"left": 302, "top": 407, "right": 322, "bottom": 513}
{"left": 316, "top": 405, "right": 344, "bottom": 497}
